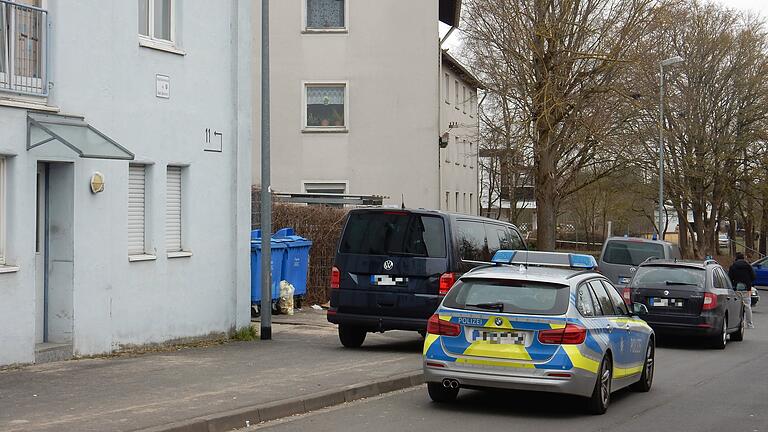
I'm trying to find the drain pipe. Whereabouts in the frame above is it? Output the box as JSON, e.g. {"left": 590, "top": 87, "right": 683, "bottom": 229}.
{"left": 438, "top": 27, "right": 456, "bottom": 210}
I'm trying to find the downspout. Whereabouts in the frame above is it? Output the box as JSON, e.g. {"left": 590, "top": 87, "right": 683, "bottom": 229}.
{"left": 438, "top": 26, "right": 456, "bottom": 210}
{"left": 477, "top": 91, "right": 487, "bottom": 216}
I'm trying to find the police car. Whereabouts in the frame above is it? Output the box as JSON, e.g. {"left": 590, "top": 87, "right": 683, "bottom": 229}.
{"left": 423, "top": 250, "right": 655, "bottom": 414}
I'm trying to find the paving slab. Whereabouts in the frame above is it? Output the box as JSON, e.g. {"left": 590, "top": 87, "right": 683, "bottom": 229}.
{"left": 0, "top": 310, "right": 423, "bottom": 432}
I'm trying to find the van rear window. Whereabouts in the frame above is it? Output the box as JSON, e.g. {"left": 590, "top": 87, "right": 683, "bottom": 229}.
{"left": 603, "top": 241, "right": 664, "bottom": 266}
{"left": 340, "top": 212, "right": 446, "bottom": 258}
{"left": 443, "top": 279, "right": 570, "bottom": 315}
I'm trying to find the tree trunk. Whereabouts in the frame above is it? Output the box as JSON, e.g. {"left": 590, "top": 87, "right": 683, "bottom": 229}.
{"left": 677, "top": 208, "right": 689, "bottom": 257}
{"left": 761, "top": 197, "right": 768, "bottom": 256}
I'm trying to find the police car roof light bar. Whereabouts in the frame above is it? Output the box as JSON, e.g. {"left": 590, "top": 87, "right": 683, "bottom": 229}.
{"left": 491, "top": 250, "right": 597, "bottom": 270}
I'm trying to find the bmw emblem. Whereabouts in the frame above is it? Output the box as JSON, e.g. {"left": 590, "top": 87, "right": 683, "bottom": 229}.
{"left": 494, "top": 317, "right": 503, "bottom": 326}
{"left": 383, "top": 260, "right": 394, "bottom": 271}
{"left": 663, "top": 290, "right": 669, "bottom": 296}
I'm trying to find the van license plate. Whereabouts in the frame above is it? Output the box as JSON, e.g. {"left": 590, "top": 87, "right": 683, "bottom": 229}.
{"left": 473, "top": 330, "right": 525, "bottom": 345}
{"left": 370, "top": 275, "right": 408, "bottom": 286}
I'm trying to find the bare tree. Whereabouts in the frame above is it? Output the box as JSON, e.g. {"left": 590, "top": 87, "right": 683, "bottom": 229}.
{"left": 462, "top": 0, "right": 660, "bottom": 250}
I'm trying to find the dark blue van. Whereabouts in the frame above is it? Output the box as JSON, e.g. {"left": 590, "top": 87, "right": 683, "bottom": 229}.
{"left": 327, "top": 208, "right": 526, "bottom": 347}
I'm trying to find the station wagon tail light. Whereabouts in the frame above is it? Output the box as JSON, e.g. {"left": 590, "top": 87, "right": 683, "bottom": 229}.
{"left": 538, "top": 324, "right": 587, "bottom": 345}
{"left": 427, "top": 314, "right": 461, "bottom": 337}
{"left": 622, "top": 287, "right": 632, "bottom": 304}
{"left": 439, "top": 273, "right": 456, "bottom": 295}
{"left": 702, "top": 292, "right": 717, "bottom": 310}
{"left": 330, "top": 266, "right": 340, "bottom": 289}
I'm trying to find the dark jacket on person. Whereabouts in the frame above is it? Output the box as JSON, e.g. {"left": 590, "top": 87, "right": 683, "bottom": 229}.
{"left": 728, "top": 259, "right": 756, "bottom": 290}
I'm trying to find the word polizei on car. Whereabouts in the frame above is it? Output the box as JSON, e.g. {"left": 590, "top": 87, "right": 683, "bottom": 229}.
{"left": 423, "top": 251, "right": 655, "bottom": 415}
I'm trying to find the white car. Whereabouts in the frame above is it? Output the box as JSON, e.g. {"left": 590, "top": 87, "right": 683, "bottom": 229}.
{"left": 718, "top": 233, "right": 729, "bottom": 249}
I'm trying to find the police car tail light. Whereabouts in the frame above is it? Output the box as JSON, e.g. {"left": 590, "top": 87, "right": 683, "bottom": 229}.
{"left": 702, "top": 292, "right": 717, "bottom": 310}
{"left": 538, "top": 324, "right": 586, "bottom": 345}
{"left": 330, "top": 266, "right": 340, "bottom": 289}
{"left": 427, "top": 314, "right": 461, "bottom": 337}
{"left": 439, "top": 273, "right": 456, "bottom": 296}
{"left": 622, "top": 287, "right": 632, "bottom": 303}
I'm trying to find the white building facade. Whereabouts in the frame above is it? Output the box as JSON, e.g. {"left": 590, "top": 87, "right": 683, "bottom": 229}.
{"left": 260, "top": 0, "right": 475, "bottom": 212}
{"left": 0, "top": 0, "right": 253, "bottom": 366}
{"left": 439, "top": 51, "right": 480, "bottom": 215}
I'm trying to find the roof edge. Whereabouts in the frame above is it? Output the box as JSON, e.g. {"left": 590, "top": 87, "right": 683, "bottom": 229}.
{"left": 442, "top": 50, "right": 485, "bottom": 90}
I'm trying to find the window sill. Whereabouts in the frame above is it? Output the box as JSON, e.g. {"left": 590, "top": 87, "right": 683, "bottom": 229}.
{"left": 302, "top": 127, "right": 349, "bottom": 134}
{"left": 128, "top": 254, "right": 157, "bottom": 262}
{"left": 302, "top": 28, "right": 348, "bottom": 34}
{"left": 0, "top": 97, "right": 58, "bottom": 112}
{"left": 167, "top": 251, "right": 193, "bottom": 259}
{"left": 0, "top": 265, "right": 20, "bottom": 274}
{"left": 139, "top": 38, "right": 186, "bottom": 56}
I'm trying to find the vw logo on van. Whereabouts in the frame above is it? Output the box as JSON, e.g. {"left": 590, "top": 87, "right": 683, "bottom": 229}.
{"left": 383, "top": 260, "right": 394, "bottom": 271}
{"left": 663, "top": 290, "right": 670, "bottom": 296}
{"left": 629, "top": 267, "right": 637, "bottom": 273}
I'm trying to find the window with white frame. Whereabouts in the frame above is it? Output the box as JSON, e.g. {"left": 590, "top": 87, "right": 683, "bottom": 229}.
{"left": 305, "top": 83, "right": 346, "bottom": 129}
{"left": 455, "top": 192, "right": 459, "bottom": 212}
{"left": 454, "top": 136, "right": 460, "bottom": 164}
{"left": 166, "top": 165, "right": 183, "bottom": 252}
{"left": 463, "top": 86, "right": 467, "bottom": 113}
{"left": 469, "top": 193, "right": 474, "bottom": 214}
{"left": 1, "top": 0, "right": 46, "bottom": 95}
{"left": 306, "top": 0, "right": 345, "bottom": 30}
{"left": 0, "top": 157, "right": 5, "bottom": 265}
{"left": 444, "top": 73, "right": 450, "bottom": 103}
{"left": 445, "top": 133, "right": 451, "bottom": 163}
{"left": 469, "top": 142, "right": 474, "bottom": 168}
{"left": 454, "top": 80, "right": 459, "bottom": 107}
{"left": 445, "top": 192, "right": 449, "bottom": 211}
{"left": 128, "top": 164, "right": 148, "bottom": 256}
{"left": 139, "top": 0, "right": 173, "bottom": 43}
{"left": 462, "top": 139, "right": 467, "bottom": 167}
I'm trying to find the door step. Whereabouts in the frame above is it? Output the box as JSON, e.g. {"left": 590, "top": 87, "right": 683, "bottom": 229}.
{"left": 35, "top": 343, "right": 73, "bottom": 364}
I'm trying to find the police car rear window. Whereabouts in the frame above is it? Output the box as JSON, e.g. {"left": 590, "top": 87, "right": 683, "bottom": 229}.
{"left": 443, "top": 279, "right": 570, "bottom": 315}
{"left": 339, "top": 212, "right": 447, "bottom": 258}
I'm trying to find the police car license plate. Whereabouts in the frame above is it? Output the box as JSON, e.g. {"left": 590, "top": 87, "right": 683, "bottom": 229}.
{"left": 650, "top": 297, "right": 684, "bottom": 307}
{"left": 370, "top": 275, "right": 408, "bottom": 286}
{"left": 473, "top": 329, "right": 526, "bottom": 345}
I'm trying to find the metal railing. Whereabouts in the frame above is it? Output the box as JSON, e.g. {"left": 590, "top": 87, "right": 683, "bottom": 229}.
{"left": 0, "top": 0, "right": 48, "bottom": 96}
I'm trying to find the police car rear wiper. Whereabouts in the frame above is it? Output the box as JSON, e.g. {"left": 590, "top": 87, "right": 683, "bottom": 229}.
{"left": 665, "top": 281, "right": 697, "bottom": 286}
{"left": 465, "top": 302, "right": 505, "bottom": 312}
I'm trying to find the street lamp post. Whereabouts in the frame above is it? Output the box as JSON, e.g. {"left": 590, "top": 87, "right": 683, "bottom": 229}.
{"left": 658, "top": 56, "right": 684, "bottom": 239}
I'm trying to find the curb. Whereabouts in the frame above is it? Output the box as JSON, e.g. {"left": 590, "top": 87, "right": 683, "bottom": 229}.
{"left": 137, "top": 371, "right": 424, "bottom": 432}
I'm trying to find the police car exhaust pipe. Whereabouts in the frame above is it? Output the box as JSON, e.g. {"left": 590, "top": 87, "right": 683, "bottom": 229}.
{"left": 442, "top": 379, "right": 459, "bottom": 389}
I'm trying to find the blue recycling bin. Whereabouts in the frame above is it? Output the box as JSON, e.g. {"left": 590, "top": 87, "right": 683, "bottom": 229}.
{"left": 250, "top": 230, "right": 289, "bottom": 305}
{"left": 273, "top": 228, "right": 313, "bottom": 298}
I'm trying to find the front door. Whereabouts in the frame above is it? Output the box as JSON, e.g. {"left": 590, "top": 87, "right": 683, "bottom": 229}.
{"left": 35, "top": 162, "right": 75, "bottom": 344}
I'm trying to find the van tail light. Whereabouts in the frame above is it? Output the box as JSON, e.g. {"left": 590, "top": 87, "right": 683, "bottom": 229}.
{"left": 330, "top": 266, "right": 340, "bottom": 289}
{"left": 538, "top": 324, "right": 587, "bottom": 345}
{"left": 702, "top": 292, "right": 717, "bottom": 310}
{"left": 426, "top": 314, "right": 461, "bottom": 337}
{"left": 622, "top": 288, "right": 632, "bottom": 304}
{"left": 439, "top": 273, "right": 456, "bottom": 295}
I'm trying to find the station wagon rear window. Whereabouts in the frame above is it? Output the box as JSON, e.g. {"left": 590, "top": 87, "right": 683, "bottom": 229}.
{"left": 443, "top": 279, "right": 570, "bottom": 315}
{"left": 603, "top": 240, "right": 664, "bottom": 266}
{"left": 340, "top": 212, "right": 446, "bottom": 258}
{"left": 630, "top": 266, "right": 705, "bottom": 288}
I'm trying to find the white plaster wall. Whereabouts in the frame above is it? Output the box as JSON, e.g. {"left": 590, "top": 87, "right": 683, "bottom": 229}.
{"left": 260, "top": 0, "right": 441, "bottom": 209}
{"left": 0, "top": 0, "right": 253, "bottom": 365}
{"left": 440, "top": 62, "right": 479, "bottom": 215}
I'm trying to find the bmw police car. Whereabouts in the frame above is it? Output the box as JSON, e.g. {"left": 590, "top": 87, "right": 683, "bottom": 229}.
{"left": 423, "top": 250, "right": 655, "bottom": 414}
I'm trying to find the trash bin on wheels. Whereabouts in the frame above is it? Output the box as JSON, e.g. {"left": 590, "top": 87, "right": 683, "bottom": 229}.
{"left": 274, "top": 228, "right": 313, "bottom": 309}
{"left": 250, "top": 230, "right": 288, "bottom": 314}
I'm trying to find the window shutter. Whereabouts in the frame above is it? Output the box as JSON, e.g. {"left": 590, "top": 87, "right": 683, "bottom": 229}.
{"left": 128, "top": 165, "right": 146, "bottom": 255}
{"left": 166, "top": 166, "right": 182, "bottom": 252}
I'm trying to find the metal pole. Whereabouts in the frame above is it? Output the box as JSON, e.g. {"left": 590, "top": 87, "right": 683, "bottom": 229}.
{"left": 260, "top": 0, "right": 272, "bottom": 340}
{"left": 658, "top": 63, "right": 665, "bottom": 239}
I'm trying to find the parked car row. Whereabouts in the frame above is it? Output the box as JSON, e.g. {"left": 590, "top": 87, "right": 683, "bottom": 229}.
{"left": 326, "top": 209, "right": 751, "bottom": 415}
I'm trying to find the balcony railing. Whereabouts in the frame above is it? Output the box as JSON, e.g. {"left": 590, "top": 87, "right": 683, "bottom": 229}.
{"left": 0, "top": 0, "right": 48, "bottom": 97}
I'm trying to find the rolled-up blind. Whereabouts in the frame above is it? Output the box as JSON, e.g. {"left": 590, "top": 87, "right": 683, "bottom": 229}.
{"left": 128, "top": 164, "right": 146, "bottom": 255}
{"left": 166, "top": 166, "right": 182, "bottom": 252}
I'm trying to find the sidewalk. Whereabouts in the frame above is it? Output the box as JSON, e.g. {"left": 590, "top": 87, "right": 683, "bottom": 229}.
{"left": 0, "top": 310, "right": 424, "bottom": 432}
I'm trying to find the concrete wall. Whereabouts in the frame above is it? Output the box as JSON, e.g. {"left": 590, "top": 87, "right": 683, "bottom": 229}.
{"left": 440, "top": 58, "right": 479, "bottom": 215}
{"left": 0, "top": 0, "right": 253, "bottom": 365}
{"left": 260, "top": 0, "right": 441, "bottom": 209}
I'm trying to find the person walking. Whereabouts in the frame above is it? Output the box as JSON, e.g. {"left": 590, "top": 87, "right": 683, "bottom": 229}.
{"left": 728, "top": 252, "right": 755, "bottom": 329}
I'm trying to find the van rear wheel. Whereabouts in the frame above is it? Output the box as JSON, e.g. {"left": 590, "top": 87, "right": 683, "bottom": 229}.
{"left": 338, "top": 324, "right": 367, "bottom": 348}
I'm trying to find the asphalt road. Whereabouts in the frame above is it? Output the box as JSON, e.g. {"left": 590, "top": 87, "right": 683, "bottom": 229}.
{"left": 248, "top": 307, "right": 768, "bottom": 432}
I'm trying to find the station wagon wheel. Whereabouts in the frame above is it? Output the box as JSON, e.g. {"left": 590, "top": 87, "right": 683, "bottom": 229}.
{"left": 711, "top": 316, "right": 727, "bottom": 350}
{"left": 631, "top": 342, "right": 654, "bottom": 392}
{"left": 586, "top": 356, "right": 612, "bottom": 415}
{"left": 731, "top": 308, "right": 745, "bottom": 342}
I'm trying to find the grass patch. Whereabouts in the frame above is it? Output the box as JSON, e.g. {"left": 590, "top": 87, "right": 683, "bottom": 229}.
{"left": 232, "top": 326, "right": 258, "bottom": 341}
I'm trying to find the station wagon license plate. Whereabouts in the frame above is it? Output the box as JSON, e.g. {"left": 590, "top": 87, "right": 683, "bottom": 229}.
{"left": 650, "top": 297, "right": 684, "bottom": 307}
{"left": 472, "top": 329, "right": 526, "bottom": 345}
{"left": 370, "top": 275, "right": 408, "bottom": 286}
